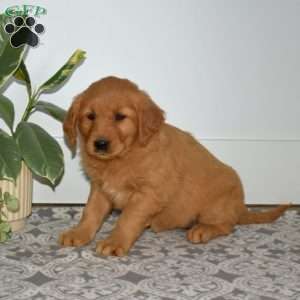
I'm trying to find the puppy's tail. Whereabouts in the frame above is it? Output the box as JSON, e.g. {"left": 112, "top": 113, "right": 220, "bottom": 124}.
{"left": 237, "top": 204, "right": 290, "bottom": 225}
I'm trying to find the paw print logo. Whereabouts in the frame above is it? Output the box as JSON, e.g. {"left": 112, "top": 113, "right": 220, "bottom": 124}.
{"left": 4, "top": 16, "right": 45, "bottom": 48}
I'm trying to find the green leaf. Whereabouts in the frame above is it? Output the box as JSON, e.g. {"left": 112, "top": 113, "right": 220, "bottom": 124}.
{"left": 0, "top": 232, "right": 7, "bottom": 242}
{"left": 15, "top": 122, "right": 64, "bottom": 186}
{"left": 3, "top": 192, "right": 19, "bottom": 212}
{"left": 14, "top": 60, "right": 32, "bottom": 96}
{"left": 35, "top": 101, "right": 66, "bottom": 122}
{"left": 0, "top": 14, "right": 27, "bottom": 90}
{"left": 37, "top": 49, "right": 86, "bottom": 95}
{"left": 0, "top": 94, "right": 14, "bottom": 131}
{"left": 0, "top": 222, "right": 10, "bottom": 232}
{"left": 1, "top": 209, "right": 7, "bottom": 218}
{"left": 0, "top": 129, "right": 21, "bottom": 182}
{"left": 0, "top": 224, "right": 11, "bottom": 242}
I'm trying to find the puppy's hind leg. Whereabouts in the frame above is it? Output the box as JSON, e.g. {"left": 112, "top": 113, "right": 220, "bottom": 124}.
{"left": 186, "top": 183, "right": 244, "bottom": 243}
{"left": 187, "top": 222, "right": 233, "bottom": 243}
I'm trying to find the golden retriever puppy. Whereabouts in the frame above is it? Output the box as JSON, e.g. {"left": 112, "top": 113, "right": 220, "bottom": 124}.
{"left": 59, "top": 76, "right": 289, "bottom": 256}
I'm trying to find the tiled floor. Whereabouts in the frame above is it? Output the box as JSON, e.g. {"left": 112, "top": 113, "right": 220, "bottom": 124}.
{"left": 1, "top": 207, "right": 300, "bottom": 300}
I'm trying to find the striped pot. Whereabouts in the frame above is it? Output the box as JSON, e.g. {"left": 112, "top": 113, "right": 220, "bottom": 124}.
{"left": 0, "top": 162, "right": 33, "bottom": 232}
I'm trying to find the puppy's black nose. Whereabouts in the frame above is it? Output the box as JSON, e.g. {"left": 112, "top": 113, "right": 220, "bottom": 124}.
{"left": 94, "top": 138, "right": 110, "bottom": 152}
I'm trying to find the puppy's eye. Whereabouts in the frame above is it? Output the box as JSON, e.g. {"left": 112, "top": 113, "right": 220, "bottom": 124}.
{"left": 87, "top": 112, "right": 96, "bottom": 120}
{"left": 115, "top": 113, "right": 126, "bottom": 121}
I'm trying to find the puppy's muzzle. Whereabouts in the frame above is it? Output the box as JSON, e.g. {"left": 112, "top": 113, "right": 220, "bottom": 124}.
{"left": 94, "top": 138, "right": 110, "bottom": 152}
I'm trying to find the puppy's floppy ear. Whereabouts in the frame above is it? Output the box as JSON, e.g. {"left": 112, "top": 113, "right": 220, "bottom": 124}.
{"left": 137, "top": 92, "right": 165, "bottom": 146}
{"left": 63, "top": 96, "right": 82, "bottom": 152}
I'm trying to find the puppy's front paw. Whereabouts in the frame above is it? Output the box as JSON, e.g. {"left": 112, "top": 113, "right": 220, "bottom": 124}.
{"left": 96, "top": 237, "right": 128, "bottom": 257}
{"left": 59, "top": 227, "right": 93, "bottom": 247}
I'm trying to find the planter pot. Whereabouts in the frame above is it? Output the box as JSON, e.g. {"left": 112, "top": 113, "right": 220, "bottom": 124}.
{"left": 0, "top": 162, "right": 33, "bottom": 232}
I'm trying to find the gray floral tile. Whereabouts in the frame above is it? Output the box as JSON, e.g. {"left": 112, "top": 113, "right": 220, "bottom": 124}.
{"left": 0, "top": 207, "right": 299, "bottom": 300}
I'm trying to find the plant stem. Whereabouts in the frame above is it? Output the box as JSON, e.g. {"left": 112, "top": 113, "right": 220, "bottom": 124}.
{"left": 21, "top": 100, "right": 33, "bottom": 122}
{"left": 9, "top": 126, "right": 14, "bottom": 136}
{"left": 21, "top": 90, "right": 38, "bottom": 122}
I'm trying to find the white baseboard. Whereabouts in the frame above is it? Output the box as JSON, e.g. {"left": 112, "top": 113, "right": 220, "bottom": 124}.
{"left": 33, "top": 138, "right": 300, "bottom": 205}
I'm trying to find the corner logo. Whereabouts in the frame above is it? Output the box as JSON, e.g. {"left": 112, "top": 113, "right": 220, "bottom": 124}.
{"left": 3, "top": 5, "right": 47, "bottom": 48}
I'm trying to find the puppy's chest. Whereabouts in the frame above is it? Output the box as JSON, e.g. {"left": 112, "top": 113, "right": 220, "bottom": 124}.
{"left": 101, "top": 180, "right": 130, "bottom": 210}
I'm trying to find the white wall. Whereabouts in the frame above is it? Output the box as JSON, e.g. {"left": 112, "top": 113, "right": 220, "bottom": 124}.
{"left": 1, "top": 0, "right": 299, "bottom": 204}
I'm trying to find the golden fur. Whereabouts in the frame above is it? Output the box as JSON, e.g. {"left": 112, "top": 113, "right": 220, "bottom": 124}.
{"left": 59, "top": 76, "right": 289, "bottom": 256}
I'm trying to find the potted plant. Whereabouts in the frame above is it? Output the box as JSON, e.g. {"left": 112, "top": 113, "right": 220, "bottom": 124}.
{"left": 0, "top": 13, "right": 86, "bottom": 240}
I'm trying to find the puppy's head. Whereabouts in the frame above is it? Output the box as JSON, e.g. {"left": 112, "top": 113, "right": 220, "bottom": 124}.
{"left": 63, "top": 76, "right": 164, "bottom": 159}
